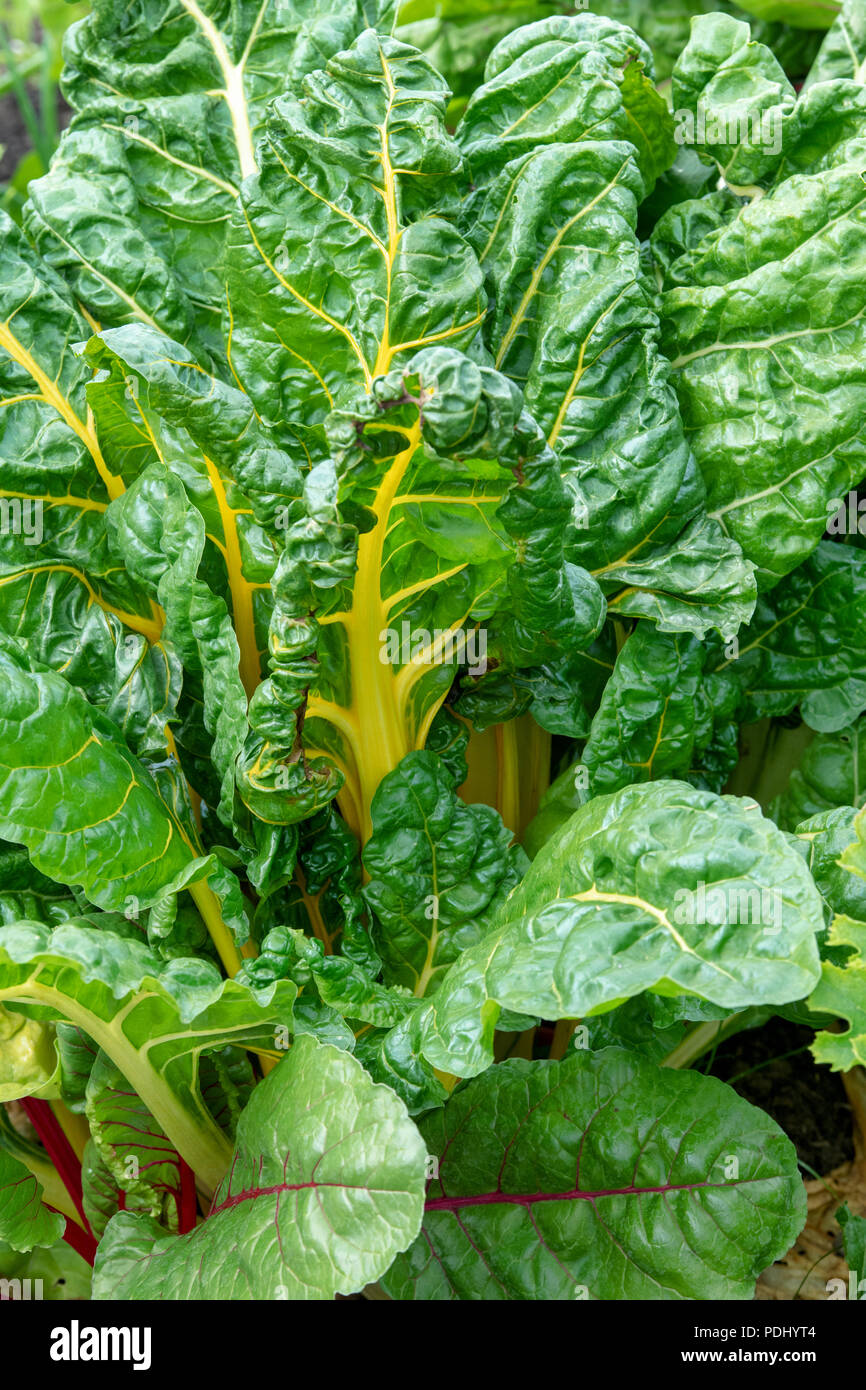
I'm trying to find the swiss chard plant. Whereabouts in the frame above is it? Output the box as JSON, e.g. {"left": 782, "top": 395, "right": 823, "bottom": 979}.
{"left": 1, "top": 0, "right": 865, "bottom": 1302}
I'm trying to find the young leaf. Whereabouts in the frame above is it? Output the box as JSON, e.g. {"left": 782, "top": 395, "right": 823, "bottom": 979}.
{"left": 92, "top": 1035, "right": 428, "bottom": 1299}
{"left": 810, "top": 916, "right": 866, "bottom": 1069}
{"left": 0, "top": 920, "right": 298, "bottom": 1190}
{"left": 363, "top": 751, "right": 527, "bottom": 996}
{"left": 86, "top": 1052, "right": 183, "bottom": 1230}
{"left": 0, "top": 1150, "right": 65, "bottom": 1253}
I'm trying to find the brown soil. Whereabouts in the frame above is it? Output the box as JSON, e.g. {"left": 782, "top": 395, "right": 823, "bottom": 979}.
{"left": 707, "top": 1015, "right": 854, "bottom": 1173}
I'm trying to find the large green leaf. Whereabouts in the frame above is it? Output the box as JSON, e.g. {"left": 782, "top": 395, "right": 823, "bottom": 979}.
{"left": 26, "top": 0, "right": 394, "bottom": 358}
{"left": 396, "top": 0, "right": 565, "bottom": 115}
{"left": 91, "top": 1034, "right": 427, "bottom": 1299}
{"left": 0, "top": 920, "right": 298, "bottom": 1191}
{"left": 581, "top": 624, "right": 740, "bottom": 797}
{"left": 0, "top": 214, "right": 171, "bottom": 735}
{"left": 457, "top": 22, "right": 755, "bottom": 640}
{"left": 409, "top": 781, "right": 823, "bottom": 1077}
{"left": 658, "top": 16, "right": 866, "bottom": 584}
{"left": 458, "top": 13, "right": 675, "bottom": 192}
{"left": 224, "top": 29, "right": 481, "bottom": 437}
{"left": 383, "top": 1047, "right": 806, "bottom": 1300}
{"left": 0, "top": 640, "right": 251, "bottom": 967}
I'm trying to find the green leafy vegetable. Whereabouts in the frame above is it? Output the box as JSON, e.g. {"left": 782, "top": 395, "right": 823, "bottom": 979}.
{"left": 0, "top": 0, "right": 859, "bottom": 1304}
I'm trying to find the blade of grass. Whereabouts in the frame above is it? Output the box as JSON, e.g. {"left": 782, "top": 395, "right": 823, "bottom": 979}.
{"left": 0, "top": 23, "right": 50, "bottom": 167}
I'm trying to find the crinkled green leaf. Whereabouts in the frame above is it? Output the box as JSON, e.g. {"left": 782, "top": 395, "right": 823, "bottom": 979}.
{"left": 658, "top": 19, "right": 866, "bottom": 585}
{"left": 26, "top": 0, "right": 394, "bottom": 354}
{"left": 671, "top": 13, "right": 799, "bottom": 188}
{"left": 411, "top": 781, "right": 823, "bottom": 1077}
{"left": 459, "top": 13, "right": 675, "bottom": 193}
{"left": 718, "top": 542, "right": 866, "bottom": 732}
{"left": 384, "top": 1047, "right": 806, "bottom": 1300}
{"left": 0, "top": 920, "right": 298, "bottom": 1190}
{"left": 224, "top": 30, "right": 479, "bottom": 436}
{"left": 0, "top": 214, "right": 171, "bottom": 747}
{"left": 582, "top": 624, "right": 740, "bottom": 797}
{"left": 92, "top": 1034, "right": 427, "bottom": 1299}
{"left": 773, "top": 717, "right": 866, "bottom": 828}
{"left": 459, "top": 31, "right": 755, "bottom": 639}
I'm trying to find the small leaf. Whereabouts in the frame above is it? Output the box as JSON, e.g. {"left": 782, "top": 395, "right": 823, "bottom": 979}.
{"left": 0, "top": 1150, "right": 65, "bottom": 1253}
{"left": 92, "top": 1035, "right": 427, "bottom": 1300}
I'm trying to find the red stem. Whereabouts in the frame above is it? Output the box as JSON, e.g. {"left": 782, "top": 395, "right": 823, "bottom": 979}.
{"left": 178, "top": 1158, "right": 198, "bottom": 1234}
{"left": 58, "top": 1214, "right": 98, "bottom": 1267}
{"left": 19, "top": 1097, "right": 89, "bottom": 1231}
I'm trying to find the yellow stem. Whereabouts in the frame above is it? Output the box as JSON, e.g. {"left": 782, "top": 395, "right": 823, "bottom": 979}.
{"left": 308, "top": 426, "right": 422, "bottom": 843}
{"left": 49, "top": 1099, "right": 89, "bottom": 1163}
{"left": 203, "top": 455, "right": 260, "bottom": 700}
{"left": 549, "top": 1019, "right": 578, "bottom": 1061}
{"left": 189, "top": 879, "right": 244, "bottom": 977}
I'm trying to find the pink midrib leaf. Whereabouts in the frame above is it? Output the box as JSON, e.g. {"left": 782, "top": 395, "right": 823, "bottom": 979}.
{"left": 423, "top": 1174, "right": 770, "bottom": 1212}
{"left": 210, "top": 1178, "right": 405, "bottom": 1217}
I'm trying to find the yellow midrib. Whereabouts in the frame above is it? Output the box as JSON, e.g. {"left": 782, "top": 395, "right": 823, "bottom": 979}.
{"left": 570, "top": 886, "right": 739, "bottom": 983}
{"left": 202, "top": 454, "right": 260, "bottom": 700}
{"left": 0, "top": 321, "right": 123, "bottom": 502}
{"left": 178, "top": 0, "right": 263, "bottom": 181}
{"left": 495, "top": 160, "right": 632, "bottom": 372}
{"left": 0, "top": 565, "right": 163, "bottom": 644}
{"left": 0, "top": 486, "right": 106, "bottom": 513}
{"left": 372, "top": 47, "right": 400, "bottom": 380}
{"left": 306, "top": 425, "right": 423, "bottom": 841}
